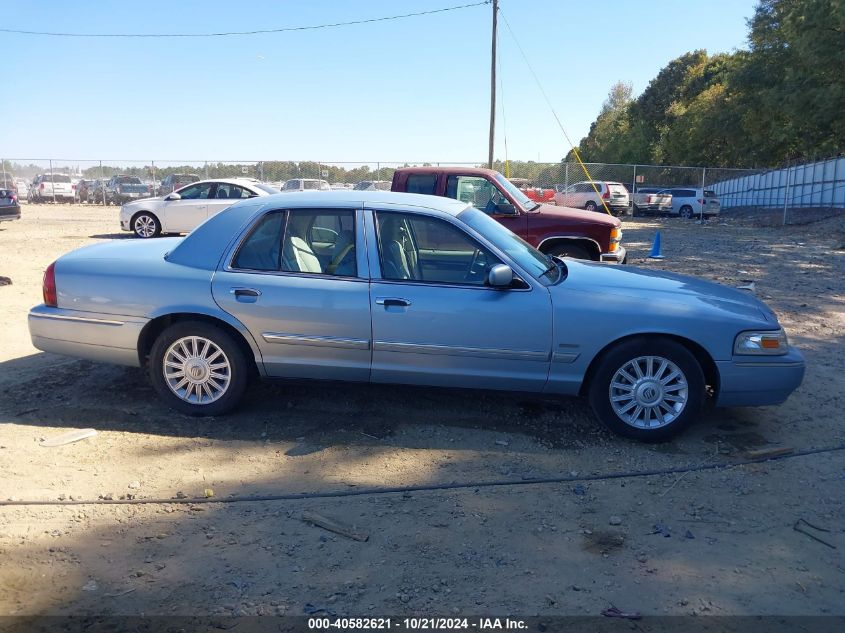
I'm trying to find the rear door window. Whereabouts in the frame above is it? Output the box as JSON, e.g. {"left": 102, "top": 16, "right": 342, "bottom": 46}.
{"left": 406, "top": 174, "right": 437, "bottom": 195}
{"left": 232, "top": 211, "right": 285, "bottom": 271}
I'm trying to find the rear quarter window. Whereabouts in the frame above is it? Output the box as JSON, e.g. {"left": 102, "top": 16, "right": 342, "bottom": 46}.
{"left": 406, "top": 174, "right": 437, "bottom": 195}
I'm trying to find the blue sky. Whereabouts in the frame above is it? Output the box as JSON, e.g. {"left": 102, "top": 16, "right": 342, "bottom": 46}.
{"left": 3, "top": 0, "right": 758, "bottom": 164}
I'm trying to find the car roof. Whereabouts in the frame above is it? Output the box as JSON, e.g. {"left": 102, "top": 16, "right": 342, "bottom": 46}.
{"left": 259, "top": 190, "right": 471, "bottom": 215}
{"left": 395, "top": 166, "right": 499, "bottom": 177}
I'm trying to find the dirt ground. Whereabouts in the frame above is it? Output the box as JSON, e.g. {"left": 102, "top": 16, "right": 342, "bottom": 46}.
{"left": 0, "top": 203, "right": 843, "bottom": 618}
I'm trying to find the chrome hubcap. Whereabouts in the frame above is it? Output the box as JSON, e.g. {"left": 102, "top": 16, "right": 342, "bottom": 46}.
{"left": 609, "top": 355, "right": 688, "bottom": 429}
{"left": 163, "top": 336, "right": 231, "bottom": 405}
{"left": 134, "top": 215, "right": 156, "bottom": 237}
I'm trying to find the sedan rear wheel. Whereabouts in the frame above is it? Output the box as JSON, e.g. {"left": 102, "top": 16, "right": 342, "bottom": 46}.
{"left": 679, "top": 205, "right": 694, "bottom": 219}
{"left": 588, "top": 338, "right": 705, "bottom": 441}
{"left": 132, "top": 212, "right": 161, "bottom": 238}
{"left": 149, "top": 321, "right": 249, "bottom": 416}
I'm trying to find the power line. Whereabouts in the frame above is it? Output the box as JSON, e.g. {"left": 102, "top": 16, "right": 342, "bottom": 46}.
{"left": 0, "top": 1, "right": 491, "bottom": 38}
{"left": 499, "top": 8, "right": 613, "bottom": 215}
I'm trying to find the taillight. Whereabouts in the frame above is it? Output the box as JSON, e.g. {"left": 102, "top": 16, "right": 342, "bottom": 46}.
{"left": 40, "top": 182, "right": 45, "bottom": 190}
{"left": 602, "top": 188, "right": 610, "bottom": 199}
{"left": 43, "top": 262, "right": 57, "bottom": 307}
{"left": 72, "top": 184, "right": 77, "bottom": 191}
{"left": 697, "top": 199, "right": 705, "bottom": 204}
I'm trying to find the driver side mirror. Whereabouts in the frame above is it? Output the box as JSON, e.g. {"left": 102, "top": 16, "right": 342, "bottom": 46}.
{"left": 487, "top": 264, "right": 514, "bottom": 288}
{"left": 494, "top": 202, "right": 517, "bottom": 215}
{"left": 165, "top": 192, "right": 181, "bottom": 201}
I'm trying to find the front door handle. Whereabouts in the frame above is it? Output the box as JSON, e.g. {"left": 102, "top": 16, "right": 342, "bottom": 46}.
{"left": 375, "top": 297, "right": 411, "bottom": 308}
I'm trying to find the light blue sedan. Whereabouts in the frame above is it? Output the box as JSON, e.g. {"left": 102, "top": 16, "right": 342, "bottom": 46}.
{"left": 28, "top": 191, "right": 804, "bottom": 441}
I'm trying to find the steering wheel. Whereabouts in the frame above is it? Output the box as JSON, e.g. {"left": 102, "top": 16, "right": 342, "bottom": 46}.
{"left": 464, "top": 248, "right": 487, "bottom": 282}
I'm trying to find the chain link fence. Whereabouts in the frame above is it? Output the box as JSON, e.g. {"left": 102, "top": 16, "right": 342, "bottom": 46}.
{"left": 3, "top": 156, "right": 842, "bottom": 224}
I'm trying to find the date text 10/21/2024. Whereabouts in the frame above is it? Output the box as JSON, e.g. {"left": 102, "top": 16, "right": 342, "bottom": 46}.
{"left": 307, "top": 617, "right": 528, "bottom": 630}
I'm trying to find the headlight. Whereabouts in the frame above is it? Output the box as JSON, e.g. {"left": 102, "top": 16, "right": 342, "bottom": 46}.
{"left": 734, "top": 329, "right": 788, "bottom": 355}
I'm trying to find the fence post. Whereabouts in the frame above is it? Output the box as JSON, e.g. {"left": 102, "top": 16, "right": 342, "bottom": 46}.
{"left": 564, "top": 162, "right": 569, "bottom": 192}
{"left": 100, "top": 160, "right": 105, "bottom": 206}
{"left": 631, "top": 165, "right": 637, "bottom": 213}
{"left": 699, "top": 167, "right": 706, "bottom": 221}
{"left": 376, "top": 162, "right": 381, "bottom": 183}
{"left": 49, "top": 159, "right": 56, "bottom": 204}
{"left": 151, "top": 160, "right": 155, "bottom": 197}
{"left": 205, "top": 162, "right": 209, "bottom": 179}
{"left": 782, "top": 161, "right": 791, "bottom": 226}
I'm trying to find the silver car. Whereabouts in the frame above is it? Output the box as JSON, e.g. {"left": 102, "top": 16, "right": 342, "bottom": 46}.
{"left": 119, "top": 178, "right": 280, "bottom": 238}
{"left": 29, "top": 191, "right": 803, "bottom": 441}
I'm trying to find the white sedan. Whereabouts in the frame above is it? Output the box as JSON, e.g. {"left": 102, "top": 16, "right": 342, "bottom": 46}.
{"left": 119, "top": 178, "right": 280, "bottom": 238}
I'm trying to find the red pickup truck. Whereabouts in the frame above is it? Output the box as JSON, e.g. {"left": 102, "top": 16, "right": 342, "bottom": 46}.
{"left": 391, "top": 167, "right": 626, "bottom": 263}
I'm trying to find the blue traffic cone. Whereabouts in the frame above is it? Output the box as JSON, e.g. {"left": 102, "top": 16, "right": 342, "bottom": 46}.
{"left": 648, "top": 232, "right": 665, "bottom": 259}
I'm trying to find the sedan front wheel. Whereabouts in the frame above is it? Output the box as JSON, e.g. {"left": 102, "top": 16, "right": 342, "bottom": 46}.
{"left": 588, "top": 338, "right": 705, "bottom": 441}
{"left": 132, "top": 212, "right": 161, "bottom": 238}
{"left": 149, "top": 321, "right": 249, "bottom": 416}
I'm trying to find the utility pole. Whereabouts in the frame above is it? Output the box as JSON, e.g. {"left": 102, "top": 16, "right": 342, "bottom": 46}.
{"left": 487, "top": 0, "right": 498, "bottom": 169}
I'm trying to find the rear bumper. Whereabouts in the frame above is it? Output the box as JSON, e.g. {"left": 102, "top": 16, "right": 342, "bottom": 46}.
{"left": 600, "top": 245, "right": 627, "bottom": 264}
{"left": 28, "top": 305, "right": 148, "bottom": 367}
{"left": 715, "top": 346, "right": 805, "bottom": 407}
{"left": 0, "top": 204, "right": 21, "bottom": 222}
{"left": 636, "top": 204, "right": 672, "bottom": 213}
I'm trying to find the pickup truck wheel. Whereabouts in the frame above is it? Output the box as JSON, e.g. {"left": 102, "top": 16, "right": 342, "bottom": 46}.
{"left": 132, "top": 212, "right": 161, "bottom": 238}
{"left": 546, "top": 243, "right": 591, "bottom": 261}
{"left": 584, "top": 201, "right": 597, "bottom": 212}
{"left": 149, "top": 322, "right": 249, "bottom": 416}
{"left": 588, "top": 338, "right": 704, "bottom": 441}
{"left": 679, "top": 205, "right": 694, "bottom": 219}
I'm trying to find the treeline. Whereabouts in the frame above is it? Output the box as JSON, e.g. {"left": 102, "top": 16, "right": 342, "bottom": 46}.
{"left": 2, "top": 160, "right": 400, "bottom": 185}
{"left": 573, "top": 0, "right": 844, "bottom": 168}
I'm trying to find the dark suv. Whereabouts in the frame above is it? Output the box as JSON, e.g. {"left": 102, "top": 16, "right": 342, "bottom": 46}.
{"left": 157, "top": 173, "right": 200, "bottom": 197}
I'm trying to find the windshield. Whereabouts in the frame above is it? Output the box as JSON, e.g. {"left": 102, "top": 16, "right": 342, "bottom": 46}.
{"left": 254, "top": 183, "right": 280, "bottom": 194}
{"left": 459, "top": 207, "right": 559, "bottom": 284}
{"left": 492, "top": 173, "right": 537, "bottom": 211}
{"left": 117, "top": 176, "right": 142, "bottom": 184}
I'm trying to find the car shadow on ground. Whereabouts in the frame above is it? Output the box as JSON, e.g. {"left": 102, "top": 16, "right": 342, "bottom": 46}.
{"left": 88, "top": 233, "right": 131, "bottom": 239}
{"left": 0, "top": 353, "right": 610, "bottom": 450}
{"left": 0, "top": 351, "right": 792, "bottom": 460}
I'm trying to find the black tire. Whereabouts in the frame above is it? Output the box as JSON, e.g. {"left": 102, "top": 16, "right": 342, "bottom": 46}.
{"left": 546, "top": 243, "right": 592, "bottom": 261}
{"left": 588, "top": 337, "right": 705, "bottom": 442}
{"left": 584, "top": 201, "right": 597, "bottom": 212}
{"left": 631, "top": 205, "right": 640, "bottom": 217}
{"left": 149, "top": 321, "right": 249, "bottom": 416}
{"left": 679, "top": 205, "right": 693, "bottom": 219}
{"left": 131, "top": 212, "right": 162, "bottom": 238}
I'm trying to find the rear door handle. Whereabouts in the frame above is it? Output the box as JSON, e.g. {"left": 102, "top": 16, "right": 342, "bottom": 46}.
{"left": 229, "top": 288, "right": 261, "bottom": 301}
{"left": 375, "top": 297, "right": 411, "bottom": 308}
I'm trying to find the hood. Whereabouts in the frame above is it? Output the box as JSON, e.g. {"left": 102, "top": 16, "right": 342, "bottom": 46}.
{"left": 560, "top": 259, "right": 776, "bottom": 325}
{"left": 533, "top": 203, "right": 620, "bottom": 228}
{"left": 122, "top": 196, "right": 166, "bottom": 211}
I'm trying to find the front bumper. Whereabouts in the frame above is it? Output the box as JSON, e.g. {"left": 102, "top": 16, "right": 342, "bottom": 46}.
{"left": 600, "top": 245, "right": 627, "bottom": 264}
{"left": 715, "top": 346, "right": 805, "bottom": 407}
{"left": 28, "top": 304, "right": 148, "bottom": 367}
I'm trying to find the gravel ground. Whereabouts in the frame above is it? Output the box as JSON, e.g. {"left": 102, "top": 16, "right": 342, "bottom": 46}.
{"left": 0, "top": 203, "right": 843, "bottom": 617}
